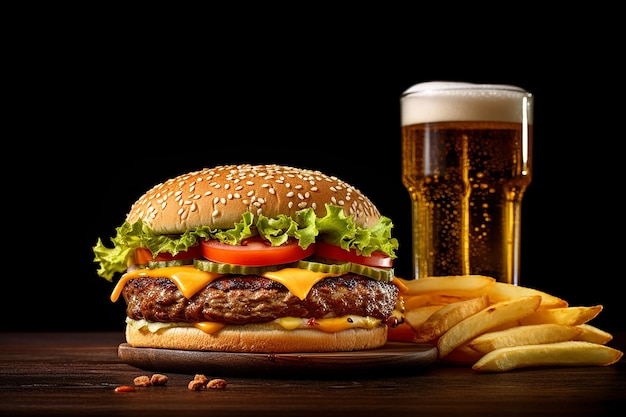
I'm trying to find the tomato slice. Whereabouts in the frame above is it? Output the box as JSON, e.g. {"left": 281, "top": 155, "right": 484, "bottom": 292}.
{"left": 314, "top": 241, "right": 393, "bottom": 268}
{"left": 134, "top": 245, "right": 203, "bottom": 265}
{"left": 200, "top": 237, "right": 315, "bottom": 266}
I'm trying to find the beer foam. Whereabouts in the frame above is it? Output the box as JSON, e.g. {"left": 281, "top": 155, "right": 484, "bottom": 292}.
{"left": 401, "top": 81, "right": 532, "bottom": 125}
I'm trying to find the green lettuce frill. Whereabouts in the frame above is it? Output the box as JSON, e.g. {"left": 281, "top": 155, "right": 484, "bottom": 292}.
{"left": 93, "top": 204, "right": 398, "bottom": 282}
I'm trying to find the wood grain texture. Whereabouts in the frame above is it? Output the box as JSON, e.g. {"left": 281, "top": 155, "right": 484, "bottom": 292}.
{"left": 1, "top": 332, "right": 624, "bottom": 417}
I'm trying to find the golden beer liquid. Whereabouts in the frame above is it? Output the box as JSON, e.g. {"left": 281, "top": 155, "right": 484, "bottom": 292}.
{"left": 402, "top": 121, "right": 532, "bottom": 284}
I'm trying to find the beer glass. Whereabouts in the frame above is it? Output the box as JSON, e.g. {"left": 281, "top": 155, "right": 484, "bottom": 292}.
{"left": 401, "top": 82, "right": 533, "bottom": 285}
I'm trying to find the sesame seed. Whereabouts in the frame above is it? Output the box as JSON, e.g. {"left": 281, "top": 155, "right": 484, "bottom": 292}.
{"left": 126, "top": 164, "right": 382, "bottom": 231}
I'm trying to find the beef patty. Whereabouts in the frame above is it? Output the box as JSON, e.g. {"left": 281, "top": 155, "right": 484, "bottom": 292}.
{"left": 122, "top": 273, "right": 399, "bottom": 324}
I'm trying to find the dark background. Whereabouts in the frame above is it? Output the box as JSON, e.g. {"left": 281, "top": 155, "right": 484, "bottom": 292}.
{"left": 6, "top": 14, "right": 624, "bottom": 334}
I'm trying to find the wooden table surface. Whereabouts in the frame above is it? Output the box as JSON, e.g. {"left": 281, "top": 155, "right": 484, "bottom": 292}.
{"left": 1, "top": 332, "right": 624, "bottom": 417}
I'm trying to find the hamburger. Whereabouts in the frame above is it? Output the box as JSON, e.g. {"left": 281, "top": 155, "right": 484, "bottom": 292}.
{"left": 93, "top": 164, "right": 405, "bottom": 353}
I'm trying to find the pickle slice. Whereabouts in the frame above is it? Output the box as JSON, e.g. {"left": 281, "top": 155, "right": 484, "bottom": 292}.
{"left": 147, "top": 259, "right": 194, "bottom": 269}
{"left": 190, "top": 258, "right": 393, "bottom": 282}
{"left": 296, "top": 260, "right": 352, "bottom": 274}
{"left": 349, "top": 263, "right": 395, "bottom": 282}
{"left": 193, "top": 259, "right": 290, "bottom": 275}
{"left": 298, "top": 259, "right": 394, "bottom": 282}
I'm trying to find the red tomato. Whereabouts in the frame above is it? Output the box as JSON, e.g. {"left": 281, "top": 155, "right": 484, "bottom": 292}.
{"left": 314, "top": 241, "right": 393, "bottom": 268}
{"left": 134, "top": 245, "right": 203, "bottom": 265}
{"left": 200, "top": 237, "right": 315, "bottom": 266}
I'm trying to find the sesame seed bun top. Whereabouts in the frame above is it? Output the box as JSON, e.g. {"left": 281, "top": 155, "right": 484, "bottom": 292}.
{"left": 126, "top": 164, "right": 382, "bottom": 234}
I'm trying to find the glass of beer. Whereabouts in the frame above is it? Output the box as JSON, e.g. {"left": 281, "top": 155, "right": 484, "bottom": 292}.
{"left": 401, "top": 81, "right": 533, "bottom": 285}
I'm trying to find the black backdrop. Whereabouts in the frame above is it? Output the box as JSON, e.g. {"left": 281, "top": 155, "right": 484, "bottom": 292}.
{"left": 7, "top": 16, "right": 624, "bottom": 334}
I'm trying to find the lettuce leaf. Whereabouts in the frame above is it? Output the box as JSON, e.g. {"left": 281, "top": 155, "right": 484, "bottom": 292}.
{"left": 93, "top": 204, "right": 398, "bottom": 282}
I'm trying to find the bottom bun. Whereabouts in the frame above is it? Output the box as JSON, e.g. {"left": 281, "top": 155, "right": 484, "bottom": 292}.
{"left": 125, "top": 321, "right": 388, "bottom": 353}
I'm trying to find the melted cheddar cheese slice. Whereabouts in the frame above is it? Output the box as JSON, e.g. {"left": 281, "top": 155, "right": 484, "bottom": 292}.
{"left": 111, "top": 265, "right": 342, "bottom": 303}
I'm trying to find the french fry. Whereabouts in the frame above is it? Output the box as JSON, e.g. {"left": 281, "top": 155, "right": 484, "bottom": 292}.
{"left": 472, "top": 341, "right": 624, "bottom": 372}
{"left": 404, "top": 293, "right": 470, "bottom": 310}
{"left": 440, "top": 345, "right": 483, "bottom": 365}
{"left": 466, "top": 324, "right": 582, "bottom": 355}
{"left": 413, "top": 295, "right": 490, "bottom": 343}
{"left": 437, "top": 295, "right": 541, "bottom": 358}
{"left": 401, "top": 275, "right": 495, "bottom": 296}
{"left": 485, "top": 282, "right": 568, "bottom": 309}
{"left": 520, "top": 305, "right": 603, "bottom": 326}
{"left": 397, "top": 275, "right": 620, "bottom": 372}
{"left": 574, "top": 323, "right": 614, "bottom": 345}
{"left": 404, "top": 305, "right": 443, "bottom": 331}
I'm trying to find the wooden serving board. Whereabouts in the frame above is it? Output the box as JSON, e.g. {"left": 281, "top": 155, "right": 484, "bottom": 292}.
{"left": 118, "top": 342, "right": 437, "bottom": 378}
